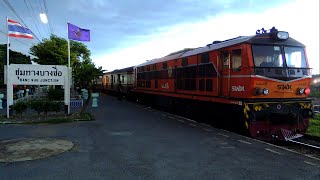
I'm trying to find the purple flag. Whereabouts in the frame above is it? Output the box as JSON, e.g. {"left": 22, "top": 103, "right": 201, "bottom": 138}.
{"left": 68, "top": 23, "right": 90, "bottom": 41}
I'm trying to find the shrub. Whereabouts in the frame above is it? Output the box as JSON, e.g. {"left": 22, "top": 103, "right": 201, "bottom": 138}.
{"left": 29, "top": 99, "right": 44, "bottom": 115}
{"left": 47, "top": 87, "right": 64, "bottom": 100}
{"left": 12, "top": 101, "right": 28, "bottom": 116}
{"left": 29, "top": 99, "right": 64, "bottom": 115}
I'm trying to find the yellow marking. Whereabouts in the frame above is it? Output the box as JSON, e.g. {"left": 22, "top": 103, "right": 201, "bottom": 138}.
{"left": 245, "top": 121, "right": 249, "bottom": 129}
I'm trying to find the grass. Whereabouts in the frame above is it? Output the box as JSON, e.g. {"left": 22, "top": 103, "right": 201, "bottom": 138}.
{"left": 306, "top": 114, "right": 320, "bottom": 138}
{"left": 0, "top": 112, "right": 95, "bottom": 125}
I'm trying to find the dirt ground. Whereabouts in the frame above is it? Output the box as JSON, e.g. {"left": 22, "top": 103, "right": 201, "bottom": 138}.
{"left": 0, "top": 138, "right": 74, "bottom": 163}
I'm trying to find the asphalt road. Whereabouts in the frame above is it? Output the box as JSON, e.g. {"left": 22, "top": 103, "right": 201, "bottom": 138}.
{"left": 0, "top": 94, "right": 319, "bottom": 179}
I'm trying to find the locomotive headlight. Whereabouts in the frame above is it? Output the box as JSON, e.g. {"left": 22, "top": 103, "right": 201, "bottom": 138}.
{"left": 276, "top": 31, "right": 289, "bottom": 40}
{"left": 254, "top": 88, "right": 263, "bottom": 95}
{"left": 262, "top": 88, "right": 269, "bottom": 95}
{"left": 298, "top": 88, "right": 305, "bottom": 95}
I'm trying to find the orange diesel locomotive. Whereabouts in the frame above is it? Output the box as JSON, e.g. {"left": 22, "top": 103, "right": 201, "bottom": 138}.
{"left": 132, "top": 27, "right": 314, "bottom": 140}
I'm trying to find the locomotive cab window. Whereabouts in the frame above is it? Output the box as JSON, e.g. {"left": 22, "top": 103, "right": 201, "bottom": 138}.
{"left": 284, "top": 47, "right": 307, "bottom": 68}
{"left": 252, "top": 45, "right": 283, "bottom": 67}
{"left": 232, "top": 49, "right": 242, "bottom": 71}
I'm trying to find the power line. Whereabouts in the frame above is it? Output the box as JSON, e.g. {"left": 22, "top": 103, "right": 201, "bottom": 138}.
{"left": 38, "top": 0, "right": 51, "bottom": 37}
{"left": 2, "top": 0, "right": 28, "bottom": 27}
{"left": 24, "top": 0, "right": 44, "bottom": 41}
{"left": 43, "top": 0, "right": 53, "bottom": 35}
{"left": 0, "top": 0, "right": 16, "bottom": 21}
{"left": 0, "top": 30, "right": 33, "bottom": 48}
{"left": 1, "top": 0, "right": 41, "bottom": 42}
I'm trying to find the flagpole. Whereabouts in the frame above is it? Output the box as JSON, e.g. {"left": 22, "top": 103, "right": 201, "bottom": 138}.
{"left": 6, "top": 17, "right": 10, "bottom": 118}
{"left": 67, "top": 22, "right": 70, "bottom": 114}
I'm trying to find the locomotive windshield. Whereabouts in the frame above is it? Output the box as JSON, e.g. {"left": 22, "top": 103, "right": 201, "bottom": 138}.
{"left": 252, "top": 45, "right": 307, "bottom": 68}
{"left": 283, "top": 46, "right": 307, "bottom": 68}
{"left": 252, "top": 45, "right": 309, "bottom": 79}
{"left": 253, "top": 45, "right": 284, "bottom": 67}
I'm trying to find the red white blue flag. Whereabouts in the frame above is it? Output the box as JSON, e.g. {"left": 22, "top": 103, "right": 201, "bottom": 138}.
{"left": 7, "top": 19, "right": 34, "bottom": 39}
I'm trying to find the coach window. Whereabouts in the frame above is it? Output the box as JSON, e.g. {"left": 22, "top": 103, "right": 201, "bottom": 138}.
{"left": 232, "top": 49, "right": 242, "bottom": 71}
{"left": 121, "top": 75, "right": 124, "bottom": 83}
{"left": 147, "top": 65, "right": 150, "bottom": 71}
{"left": 221, "top": 51, "right": 229, "bottom": 69}
{"left": 163, "top": 62, "right": 167, "bottom": 69}
{"left": 199, "top": 79, "right": 205, "bottom": 91}
{"left": 201, "top": 53, "right": 210, "bottom": 63}
{"left": 206, "top": 79, "right": 213, "bottom": 92}
{"left": 182, "top": 57, "right": 188, "bottom": 66}
{"left": 153, "top": 64, "right": 156, "bottom": 70}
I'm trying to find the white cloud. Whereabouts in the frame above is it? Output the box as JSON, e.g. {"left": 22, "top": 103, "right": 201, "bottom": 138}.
{"left": 92, "top": 0, "right": 319, "bottom": 74}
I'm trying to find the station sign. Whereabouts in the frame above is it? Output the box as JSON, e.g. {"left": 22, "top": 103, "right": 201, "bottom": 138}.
{"left": 8, "top": 64, "right": 69, "bottom": 85}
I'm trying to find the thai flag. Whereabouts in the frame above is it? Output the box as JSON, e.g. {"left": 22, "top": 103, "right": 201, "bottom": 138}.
{"left": 7, "top": 19, "right": 34, "bottom": 39}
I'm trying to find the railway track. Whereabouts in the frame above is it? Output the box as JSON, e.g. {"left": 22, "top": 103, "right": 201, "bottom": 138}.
{"left": 273, "top": 136, "right": 320, "bottom": 159}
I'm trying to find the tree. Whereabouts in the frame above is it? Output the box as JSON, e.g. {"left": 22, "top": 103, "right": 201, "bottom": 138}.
{"left": 0, "top": 44, "right": 32, "bottom": 87}
{"left": 30, "top": 35, "right": 90, "bottom": 66}
{"left": 0, "top": 44, "right": 32, "bottom": 65}
{"left": 73, "top": 59, "right": 103, "bottom": 114}
{"left": 29, "top": 35, "right": 103, "bottom": 114}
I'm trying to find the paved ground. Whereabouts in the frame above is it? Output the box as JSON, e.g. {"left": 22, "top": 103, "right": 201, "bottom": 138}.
{"left": 0, "top": 94, "right": 319, "bottom": 179}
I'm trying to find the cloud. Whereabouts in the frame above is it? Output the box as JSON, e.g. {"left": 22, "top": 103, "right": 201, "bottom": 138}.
{"left": 92, "top": 0, "right": 319, "bottom": 74}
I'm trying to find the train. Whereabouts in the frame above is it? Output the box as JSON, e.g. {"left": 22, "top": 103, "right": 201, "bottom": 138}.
{"left": 100, "top": 27, "right": 315, "bottom": 141}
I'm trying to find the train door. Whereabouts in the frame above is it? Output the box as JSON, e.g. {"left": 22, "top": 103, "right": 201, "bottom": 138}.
{"left": 219, "top": 50, "right": 230, "bottom": 97}
{"left": 229, "top": 49, "right": 244, "bottom": 98}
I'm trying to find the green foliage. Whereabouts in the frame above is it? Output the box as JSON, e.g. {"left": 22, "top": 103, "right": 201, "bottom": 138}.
{"left": 73, "top": 60, "right": 103, "bottom": 89}
{"left": 0, "top": 44, "right": 32, "bottom": 65}
{"left": 309, "top": 90, "right": 320, "bottom": 98}
{"left": 12, "top": 101, "right": 28, "bottom": 116}
{"left": 0, "top": 44, "right": 32, "bottom": 88}
{"left": 29, "top": 99, "right": 64, "bottom": 115}
{"left": 307, "top": 114, "right": 320, "bottom": 138}
{"left": 47, "top": 87, "right": 64, "bottom": 100}
{"left": 48, "top": 101, "right": 64, "bottom": 112}
{"left": 29, "top": 99, "right": 44, "bottom": 115}
{"left": 30, "top": 35, "right": 91, "bottom": 66}
{"left": 29, "top": 35, "right": 102, "bottom": 114}
{"left": 30, "top": 35, "right": 68, "bottom": 65}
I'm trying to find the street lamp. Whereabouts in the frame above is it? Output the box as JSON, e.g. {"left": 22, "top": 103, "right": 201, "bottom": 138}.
{"left": 40, "top": 13, "right": 48, "bottom": 24}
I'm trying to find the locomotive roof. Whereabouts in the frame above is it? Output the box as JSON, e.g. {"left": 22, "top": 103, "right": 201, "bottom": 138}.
{"left": 135, "top": 33, "right": 305, "bottom": 68}
{"left": 105, "top": 66, "right": 134, "bottom": 74}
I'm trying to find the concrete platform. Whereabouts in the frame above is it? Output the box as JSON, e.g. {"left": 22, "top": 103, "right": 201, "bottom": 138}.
{"left": 0, "top": 94, "right": 319, "bottom": 179}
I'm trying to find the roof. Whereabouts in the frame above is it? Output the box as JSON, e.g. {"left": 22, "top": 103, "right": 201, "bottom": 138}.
{"left": 135, "top": 32, "right": 305, "bottom": 68}
{"left": 105, "top": 66, "right": 134, "bottom": 74}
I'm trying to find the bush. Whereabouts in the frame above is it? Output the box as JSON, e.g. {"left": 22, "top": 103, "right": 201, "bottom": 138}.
{"left": 47, "top": 87, "right": 64, "bottom": 100}
{"left": 29, "top": 99, "right": 64, "bottom": 115}
{"left": 29, "top": 99, "right": 44, "bottom": 115}
{"left": 12, "top": 101, "right": 28, "bottom": 116}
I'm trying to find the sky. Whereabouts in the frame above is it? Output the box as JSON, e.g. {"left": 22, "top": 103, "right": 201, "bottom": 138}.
{"left": 0, "top": 0, "right": 319, "bottom": 74}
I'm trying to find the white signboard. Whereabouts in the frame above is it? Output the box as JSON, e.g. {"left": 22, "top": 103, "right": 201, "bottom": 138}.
{"left": 8, "top": 64, "right": 68, "bottom": 85}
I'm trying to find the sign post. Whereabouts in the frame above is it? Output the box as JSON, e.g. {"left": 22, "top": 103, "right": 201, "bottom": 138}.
{"left": 6, "top": 64, "right": 70, "bottom": 118}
